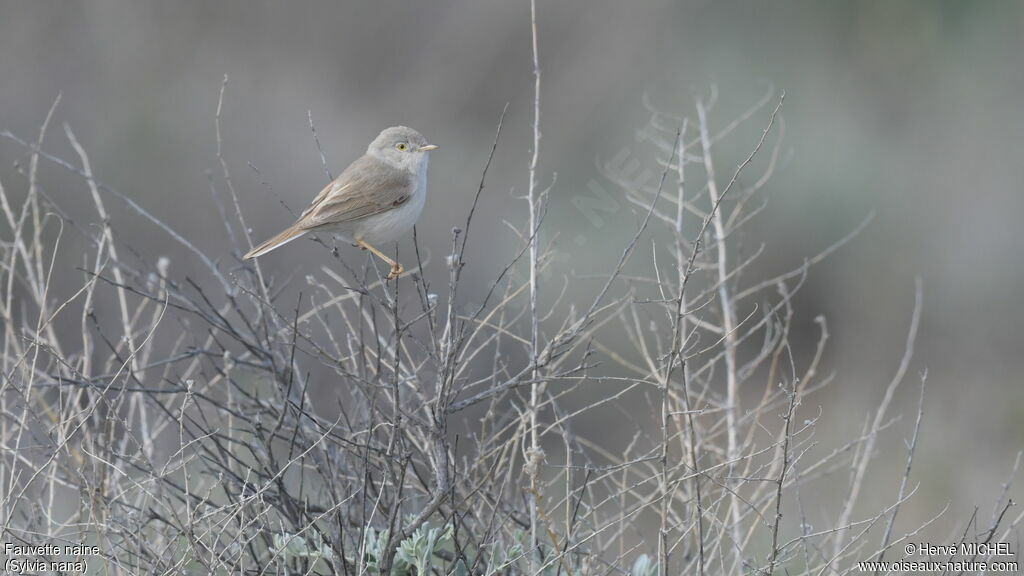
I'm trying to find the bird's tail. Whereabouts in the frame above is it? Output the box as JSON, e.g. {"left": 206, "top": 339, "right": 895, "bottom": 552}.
{"left": 243, "top": 225, "right": 307, "bottom": 260}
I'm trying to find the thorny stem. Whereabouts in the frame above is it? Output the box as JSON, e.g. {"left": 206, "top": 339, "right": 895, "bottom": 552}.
{"left": 696, "top": 99, "right": 743, "bottom": 574}
{"left": 874, "top": 373, "right": 927, "bottom": 572}
{"left": 831, "top": 278, "right": 923, "bottom": 574}
{"left": 527, "top": 0, "right": 544, "bottom": 571}
{"left": 659, "top": 125, "right": 685, "bottom": 576}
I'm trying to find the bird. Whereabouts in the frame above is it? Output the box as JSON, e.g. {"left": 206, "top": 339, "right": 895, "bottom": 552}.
{"left": 244, "top": 126, "right": 437, "bottom": 280}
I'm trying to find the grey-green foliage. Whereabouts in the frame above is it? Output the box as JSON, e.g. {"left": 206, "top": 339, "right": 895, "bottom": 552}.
{"left": 361, "top": 527, "right": 403, "bottom": 575}
{"left": 356, "top": 524, "right": 453, "bottom": 575}
{"left": 503, "top": 528, "right": 583, "bottom": 576}
{"left": 396, "top": 524, "right": 453, "bottom": 575}
{"left": 271, "top": 531, "right": 335, "bottom": 563}
{"left": 631, "top": 554, "right": 658, "bottom": 576}
{"left": 482, "top": 535, "right": 525, "bottom": 575}
{"left": 626, "top": 553, "right": 659, "bottom": 573}
{"left": 354, "top": 525, "right": 531, "bottom": 575}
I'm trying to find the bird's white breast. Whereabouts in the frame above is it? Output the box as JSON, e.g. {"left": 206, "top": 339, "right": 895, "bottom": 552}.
{"left": 351, "top": 159, "right": 428, "bottom": 245}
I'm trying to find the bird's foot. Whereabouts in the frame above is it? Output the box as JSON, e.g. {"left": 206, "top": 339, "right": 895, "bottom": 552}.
{"left": 386, "top": 262, "right": 403, "bottom": 280}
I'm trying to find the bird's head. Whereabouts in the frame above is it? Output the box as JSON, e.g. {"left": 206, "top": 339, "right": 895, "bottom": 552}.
{"left": 368, "top": 126, "right": 437, "bottom": 171}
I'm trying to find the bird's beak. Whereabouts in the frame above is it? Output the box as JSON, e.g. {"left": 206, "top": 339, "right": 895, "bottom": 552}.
{"left": 418, "top": 144, "right": 439, "bottom": 152}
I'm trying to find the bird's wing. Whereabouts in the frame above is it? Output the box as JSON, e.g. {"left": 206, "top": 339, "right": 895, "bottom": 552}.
{"left": 297, "top": 155, "right": 412, "bottom": 230}
{"left": 300, "top": 179, "right": 344, "bottom": 219}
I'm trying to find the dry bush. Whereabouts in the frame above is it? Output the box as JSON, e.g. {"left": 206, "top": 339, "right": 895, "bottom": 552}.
{"left": 0, "top": 34, "right": 1019, "bottom": 576}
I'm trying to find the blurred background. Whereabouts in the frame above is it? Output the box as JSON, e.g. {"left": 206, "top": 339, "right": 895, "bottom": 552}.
{"left": 2, "top": 0, "right": 1021, "bottom": 542}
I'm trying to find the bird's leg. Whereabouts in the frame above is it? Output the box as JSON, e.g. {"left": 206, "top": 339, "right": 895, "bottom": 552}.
{"left": 357, "top": 240, "right": 403, "bottom": 280}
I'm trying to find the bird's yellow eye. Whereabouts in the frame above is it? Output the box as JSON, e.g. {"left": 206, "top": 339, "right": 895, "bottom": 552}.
{"left": 396, "top": 142, "right": 408, "bottom": 151}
